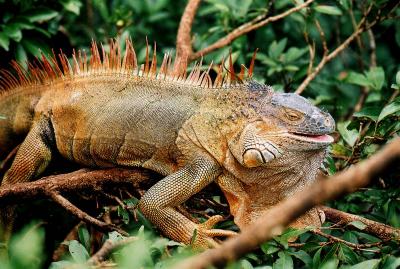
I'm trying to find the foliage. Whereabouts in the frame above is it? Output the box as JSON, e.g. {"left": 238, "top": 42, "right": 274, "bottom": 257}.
{"left": 0, "top": 0, "right": 399, "bottom": 268}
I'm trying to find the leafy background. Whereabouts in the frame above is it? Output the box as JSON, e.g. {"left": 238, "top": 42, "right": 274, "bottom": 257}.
{"left": 0, "top": 0, "right": 399, "bottom": 268}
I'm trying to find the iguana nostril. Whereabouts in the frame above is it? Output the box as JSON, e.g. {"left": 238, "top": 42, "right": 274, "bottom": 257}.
{"left": 243, "top": 149, "right": 265, "bottom": 168}
{"left": 324, "top": 118, "right": 331, "bottom": 127}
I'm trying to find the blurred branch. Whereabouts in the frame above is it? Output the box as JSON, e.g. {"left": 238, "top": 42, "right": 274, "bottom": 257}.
{"left": 175, "top": 138, "right": 400, "bottom": 269}
{"left": 88, "top": 236, "right": 138, "bottom": 265}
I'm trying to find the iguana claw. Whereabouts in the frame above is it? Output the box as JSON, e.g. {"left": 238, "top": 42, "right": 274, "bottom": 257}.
{"left": 191, "top": 215, "right": 238, "bottom": 248}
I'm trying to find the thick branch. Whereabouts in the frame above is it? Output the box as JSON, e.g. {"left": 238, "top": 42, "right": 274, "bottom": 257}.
{"left": 176, "top": 0, "right": 201, "bottom": 57}
{"left": 176, "top": 138, "right": 400, "bottom": 269}
{"left": 190, "top": 0, "right": 314, "bottom": 60}
{"left": 321, "top": 206, "right": 400, "bottom": 241}
{"left": 0, "top": 168, "right": 149, "bottom": 204}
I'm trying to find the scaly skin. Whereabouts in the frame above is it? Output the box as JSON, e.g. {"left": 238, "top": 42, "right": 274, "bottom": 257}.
{"left": 0, "top": 43, "right": 335, "bottom": 248}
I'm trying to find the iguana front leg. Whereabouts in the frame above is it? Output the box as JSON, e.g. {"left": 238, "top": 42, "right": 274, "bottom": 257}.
{"left": 139, "top": 154, "right": 234, "bottom": 248}
{"left": 1, "top": 115, "right": 54, "bottom": 243}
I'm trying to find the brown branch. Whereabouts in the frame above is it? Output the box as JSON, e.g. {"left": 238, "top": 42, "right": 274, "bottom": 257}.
{"left": 294, "top": 2, "right": 400, "bottom": 94}
{"left": 47, "top": 191, "right": 128, "bottom": 236}
{"left": 295, "top": 26, "right": 365, "bottom": 94}
{"left": 88, "top": 236, "right": 138, "bottom": 265}
{"left": 176, "top": 0, "right": 201, "bottom": 57}
{"left": 321, "top": 206, "right": 400, "bottom": 241}
{"left": 190, "top": 0, "right": 314, "bottom": 60}
{"left": 314, "top": 19, "right": 328, "bottom": 57}
{"left": 312, "top": 229, "right": 383, "bottom": 252}
{"left": 0, "top": 168, "right": 149, "bottom": 204}
{"left": 175, "top": 138, "right": 400, "bottom": 269}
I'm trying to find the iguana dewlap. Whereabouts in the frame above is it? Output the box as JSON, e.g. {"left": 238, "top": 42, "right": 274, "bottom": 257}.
{"left": 0, "top": 40, "right": 334, "bottom": 248}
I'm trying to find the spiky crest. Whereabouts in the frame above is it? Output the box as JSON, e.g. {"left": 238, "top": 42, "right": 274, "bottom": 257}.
{"left": 0, "top": 39, "right": 258, "bottom": 93}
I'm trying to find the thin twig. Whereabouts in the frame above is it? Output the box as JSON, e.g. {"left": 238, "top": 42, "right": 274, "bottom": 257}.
{"left": 312, "top": 229, "right": 383, "bottom": 252}
{"left": 295, "top": 3, "right": 382, "bottom": 94}
{"left": 47, "top": 191, "right": 128, "bottom": 236}
{"left": 190, "top": 0, "right": 314, "bottom": 60}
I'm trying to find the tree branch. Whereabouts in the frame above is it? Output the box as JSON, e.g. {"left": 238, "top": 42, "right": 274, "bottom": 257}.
{"left": 295, "top": 2, "right": 399, "bottom": 94}
{"left": 88, "top": 236, "right": 138, "bottom": 265}
{"left": 0, "top": 168, "right": 149, "bottom": 204}
{"left": 47, "top": 191, "right": 128, "bottom": 236}
{"left": 176, "top": 0, "right": 201, "bottom": 58}
{"left": 321, "top": 206, "right": 400, "bottom": 241}
{"left": 175, "top": 138, "right": 400, "bottom": 269}
{"left": 192, "top": 0, "right": 313, "bottom": 60}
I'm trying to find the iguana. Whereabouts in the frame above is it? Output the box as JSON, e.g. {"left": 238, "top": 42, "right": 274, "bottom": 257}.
{"left": 0, "top": 40, "right": 334, "bottom": 248}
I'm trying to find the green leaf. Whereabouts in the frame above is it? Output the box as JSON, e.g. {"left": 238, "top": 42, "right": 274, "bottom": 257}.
{"left": 61, "top": 0, "right": 82, "bottom": 15}
{"left": 15, "top": 44, "right": 28, "bottom": 68}
{"left": 273, "top": 251, "right": 293, "bottom": 269}
{"left": 347, "top": 259, "right": 380, "bottom": 269}
{"left": 365, "top": 67, "right": 385, "bottom": 91}
{"left": 108, "top": 231, "right": 124, "bottom": 243}
{"left": 392, "top": 71, "right": 400, "bottom": 90}
{"left": 3, "top": 24, "right": 22, "bottom": 42}
{"left": 345, "top": 72, "right": 370, "bottom": 87}
{"left": 284, "top": 47, "right": 308, "bottom": 62}
{"left": 275, "top": 228, "right": 311, "bottom": 249}
{"left": 27, "top": 8, "right": 59, "bottom": 22}
{"left": 9, "top": 225, "right": 45, "bottom": 269}
{"left": 236, "top": 0, "right": 252, "bottom": 17}
{"left": 261, "top": 241, "right": 280, "bottom": 255}
{"left": 314, "top": 5, "right": 343, "bottom": 16}
{"left": 381, "top": 256, "right": 400, "bottom": 269}
{"left": 286, "top": 250, "right": 312, "bottom": 268}
{"left": 68, "top": 240, "right": 89, "bottom": 263}
{"left": 320, "top": 257, "right": 339, "bottom": 269}
{"left": 118, "top": 205, "right": 130, "bottom": 224}
{"left": 353, "top": 106, "right": 381, "bottom": 121}
{"left": 348, "top": 220, "right": 367, "bottom": 230}
{"left": 0, "top": 32, "right": 10, "bottom": 50}
{"left": 312, "top": 247, "right": 323, "bottom": 268}
{"left": 78, "top": 226, "right": 90, "bottom": 252}
{"left": 339, "top": 0, "right": 351, "bottom": 9}
{"left": 337, "top": 243, "right": 359, "bottom": 264}
{"left": 337, "top": 121, "right": 359, "bottom": 147}
{"left": 378, "top": 99, "right": 400, "bottom": 122}
{"left": 48, "top": 261, "right": 75, "bottom": 269}
{"left": 269, "top": 38, "right": 287, "bottom": 60}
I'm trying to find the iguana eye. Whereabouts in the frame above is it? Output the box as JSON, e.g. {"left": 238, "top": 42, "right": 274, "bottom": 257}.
{"left": 284, "top": 109, "right": 303, "bottom": 122}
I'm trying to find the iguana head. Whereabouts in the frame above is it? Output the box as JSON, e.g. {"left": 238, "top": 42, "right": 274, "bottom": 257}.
{"left": 229, "top": 81, "right": 335, "bottom": 168}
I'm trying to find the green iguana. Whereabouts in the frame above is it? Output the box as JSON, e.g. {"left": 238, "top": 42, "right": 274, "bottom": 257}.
{"left": 0, "top": 40, "right": 334, "bottom": 248}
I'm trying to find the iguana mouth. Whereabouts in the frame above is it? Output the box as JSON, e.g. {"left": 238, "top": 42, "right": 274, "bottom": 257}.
{"left": 288, "top": 132, "right": 334, "bottom": 144}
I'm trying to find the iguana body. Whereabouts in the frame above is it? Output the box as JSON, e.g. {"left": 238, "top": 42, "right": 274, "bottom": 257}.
{"left": 0, "top": 40, "right": 334, "bottom": 247}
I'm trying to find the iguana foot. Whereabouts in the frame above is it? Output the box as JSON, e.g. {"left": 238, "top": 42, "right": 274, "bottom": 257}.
{"left": 191, "top": 215, "right": 238, "bottom": 249}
